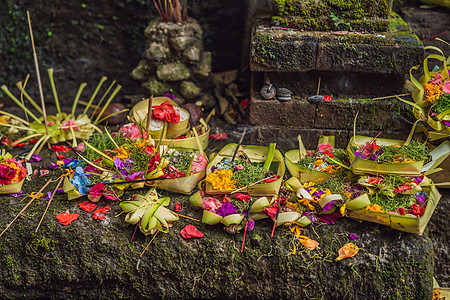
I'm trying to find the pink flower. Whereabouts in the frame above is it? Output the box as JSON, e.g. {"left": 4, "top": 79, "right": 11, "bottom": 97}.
{"left": 234, "top": 165, "right": 244, "bottom": 170}
{"left": 120, "top": 123, "right": 147, "bottom": 140}
{"left": 202, "top": 197, "right": 222, "bottom": 212}
{"left": 61, "top": 119, "right": 79, "bottom": 132}
{"left": 77, "top": 143, "right": 85, "bottom": 152}
{"left": 430, "top": 73, "right": 443, "bottom": 85}
{"left": 318, "top": 143, "right": 334, "bottom": 152}
{"left": 443, "top": 80, "right": 450, "bottom": 93}
{"left": 191, "top": 154, "right": 208, "bottom": 174}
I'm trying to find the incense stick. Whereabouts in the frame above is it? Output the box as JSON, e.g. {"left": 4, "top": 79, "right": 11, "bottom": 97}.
{"left": 231, "top": 127, "right": 247, "bottom": 163}
{"left": 316, "top": 77, "right": 321, "bottom": 97}
{"left": 372, "top": 93, "right": 411, "bottom": 100}
{"left": 35, "top": 177, "right": 64, "bottom": 232}
{"left": 270, "top": 203, "right": 281, "bottom": 238}
{"left": 231, "top": 175, "right": 275, "bottom": 194}
{"left": 174, "top": 213, "right": 200, "bottom": 222}
{"left": 146, "top": 96, "right": 153, "bottom": 134}
{"left": 27, "top": 11, "right": 50, "bottom": 148}
{"left": 0, "top": 179, "right": 52, "bottom": 237}
{"left": 349, "top": 131, "right": 382, "bottom": 168}
{"left": 140, "top": 230, "right": 159, "bottom": 257}
{"left": 241, "top": 198, "right": 254, "bottom": 252}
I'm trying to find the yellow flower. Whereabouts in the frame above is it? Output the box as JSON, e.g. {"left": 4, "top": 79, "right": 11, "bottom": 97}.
{"left": 0, "top": 115, "right": 10, "bottom": 124}
{"left": 423, "top": 82, "right": 442, "bottom": 104}
{"left": 30, "top": 192, "right": 44, "bottom": 199}
{"left": 115, "top": 146, "right": 130, "bottom": 160}
{"left": 206, "top": 169, "right": 237, "bottom": 190}
{"left": 5, "top": 161, "right": 21, "bottom": 184}
{"left": 365, "top": 204, "right": 382, "bottom": 212}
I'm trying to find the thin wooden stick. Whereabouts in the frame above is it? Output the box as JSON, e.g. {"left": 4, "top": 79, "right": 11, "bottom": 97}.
{"left": 115, "top": 211, "right": 125, "bottom": 218}
{"left": 231, "top": 127, "right": 247, "bottom": 163}
{"left": 35, "top": 177, "right": 64, "bottom": 233}
{"left": 0, "top": 179, "right": 52, "bottom": 237}
{"left": 27, "top": 11, "right": 50, "bottom": 148}
{"left": 316, "top": 77, "right": 321, "bottom": 97}
{"left": 231, "top": 175, "right": 275, "bottom": 194}
{"left": 140, "top": 230, "right": 159, "bottom": 257}
{"left": 174, "top": 213, "right": 200, "bottom": 222}
{"left": 20, "top": 74, "right": 31, "bottom": 122}
{"left": 372, "top": 93, "right": 411, "bottom": 100}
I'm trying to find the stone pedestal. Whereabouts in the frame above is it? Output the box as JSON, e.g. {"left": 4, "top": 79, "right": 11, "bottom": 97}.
{"left": 131, "top": 18, "right": 211, "bottom": 104}
{"left": 249, "top": 1, "right": 424, "bottom": 149}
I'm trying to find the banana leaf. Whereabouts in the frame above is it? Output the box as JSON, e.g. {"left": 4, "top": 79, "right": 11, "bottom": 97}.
{"left": 190, "top": 191, "right": 271, "bottom": 226}
{"left": 0, "top": 178, "right": 25, "bottom": 194}
{"left": 285, "top": 135, "right": 341, "bottom": 182}
{"left": 129, "top": 97, "right": 210, "bottom": 150}
{"left": 347, "top": 179, "right": 441, "bottom": 235}
{"left": 119, "top": 188, "right": 179, "bottom": 235}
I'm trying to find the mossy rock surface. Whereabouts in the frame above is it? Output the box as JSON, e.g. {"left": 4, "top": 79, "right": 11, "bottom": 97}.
{"left": 0, "top": 147, "right": 435, "bottom": 299}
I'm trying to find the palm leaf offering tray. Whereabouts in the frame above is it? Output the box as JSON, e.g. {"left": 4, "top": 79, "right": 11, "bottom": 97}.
{"left": 346, "top": 174, "right": 441, "bottom": 235}
{"left": 129, "top": 97, "right": 211, "bottom": 150}
{"left": 204, "top": 143, "right": 285, "bottom": 196}
{"left": 0, "top": 70, "right": 123, "bottom": 160}
{"left": 0, "top": 151, "right": 26, "bottom": 194}
{"left": 397, "top": 43, "right": 450, "bottom": 141}
{"left": 285, "top": 135, "right": 349, "bottom": 183}
{"left": 190, "top": 191, "right": 271, "bottom": 232}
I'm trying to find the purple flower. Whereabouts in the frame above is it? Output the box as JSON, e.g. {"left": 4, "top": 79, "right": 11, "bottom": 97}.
{"left": 317, "top": 210, "right": 341, "bottom": 224}
{"left": 415, "top": 176, "right": 424, "bottom": 184}
{"left": 348, "top": 233, "right": 358, "bottom": 240}
{"left": 114, "top": 157, "right": 132, "bottom": 177}
{"left": 128, "top": 171, "right": 145, "bottom": 181}
{"left": 30, "top": 154, "right": 42, "bottom": 162}
{"left": 323, "top": 201, "right": 336, "bottom": 212}
{"left": 416, "top": 192, "right": 428, "bottom": 205}
{"left": 43, "top": 191, "right": 52, "bottom": 201}
{"left": 247, "top": 219, "right": 255, "bottom": 230}
{"left": 10, "top": 191, "right": 23, "bottom": 197}
{"left": 302, "top": 211, "right": 317, "bottom": 223}
{"left": 216, "top": 202, "right": 238, "bottom": 217}
{"left": 49, "top": 163, "right": 60, "bottom": 169}
{"left": 164, "top": 92, "right": 175, "bottom": 100}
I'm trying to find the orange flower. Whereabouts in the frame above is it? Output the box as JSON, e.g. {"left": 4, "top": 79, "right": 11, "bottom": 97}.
{"left": 423, "top": 82, "right": 442, "bottom": 104}
{"left": 365, "top": 204, "right": 382, "bottom": 212}
{"left": 336, "top": 242, "right": 359, "bottom": 261}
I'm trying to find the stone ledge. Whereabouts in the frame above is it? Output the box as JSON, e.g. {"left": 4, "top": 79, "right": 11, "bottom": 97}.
{"left": 250, "top": 94, "right": 415, "bottom": 132}
{"left": 250, "top": 14, "right": 423, "bottom": 74}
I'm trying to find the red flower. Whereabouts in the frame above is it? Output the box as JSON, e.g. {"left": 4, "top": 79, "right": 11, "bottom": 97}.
{"left": 57, "top": 153, "right": 66, "bottom": 160}
{"left": 264, "top": 175, "right": 280, "bottom": 183}
{"left": 411, "top": 204, "right": 425, "bottom": 217}
{"left": 323, "top": 149, "right": 335, "bottom": 158}
{"left": 56, "top": 212, "right": 79, "bottom": 225}
{"left": 262, "top": 205, "right": 279, "bottom": 218}
{"left": 93, "top": 205, "right": 111, "bottom": 220}
{"left": 394, "top": 185, "right": 412, "bottom": 194}
{"left": 175, "top": 202, "right": 182, "bottom": 212}
{"left": 209, "top": 133, "right": 227, "bottom": 141}
{"left": 51, "top": 145, "right": 72, "bottom": 152}
{"left": 398, "top": 208, "right": 405, "bottom": 215}
{"left": 240, "top": 98, "right": 250, "bottom": 109}
{"left": 324, "top": 95, "right": 332, "bottom": 102}
{"left": 79, "top": 201, "right": 98, "bottom": 212}
{"left": 234, "top": 193, "right": 251, "bottom": 202}
{"left": 152, "top": 101, "right": 180, "bottom": 124}
{"left": 368, "top": 177, "right": 383, "bottom": 185}
{"left": 180, "top": 225, "right": 204, "bottom": 239}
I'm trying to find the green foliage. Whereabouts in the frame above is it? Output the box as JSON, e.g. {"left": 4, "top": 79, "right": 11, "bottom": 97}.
{"left": 164, "top": 150, "right": 193, "bottom": 174}
{"left": 85, "top": 131, "right": 126, "bottom": 161}
{"left": 232, "top": 164, "right": 266, "bottom": 187}
{"left": 369, "top": 193, "right": 416, "bottom": 211}
{"left": 377, "top": 141, "right": 429, "bottom": 163}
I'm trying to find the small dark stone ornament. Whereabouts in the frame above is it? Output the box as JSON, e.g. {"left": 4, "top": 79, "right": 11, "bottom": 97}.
{"left": 276, "top": 87, "right": 293, "bottom": 101}
{"left": 261, "top": 84, "right": 276, "bottom": 100}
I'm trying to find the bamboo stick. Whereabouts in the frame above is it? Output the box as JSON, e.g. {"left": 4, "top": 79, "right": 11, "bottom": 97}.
{"left": 0, "top": 179, "right": 52, "bottom": 237}
{"left": 35, "top": 177, "right": 64, "bottom": 233}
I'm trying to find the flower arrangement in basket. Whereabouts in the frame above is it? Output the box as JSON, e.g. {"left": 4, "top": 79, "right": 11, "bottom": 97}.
{"left": 285, "top": 135, "right": 349, "bottom": 183}
{"left": 129, "top": 97, "right": 212, "bottom": 150}
{"left": 204, "top": 143, "right": 285, "bottom": 196}
{"left": 190, "top": 191, "right": 271, "bottom": 234}
{"left": 346, "top": 174, "right": 442, "bottom": 235}
{"left": 397, "top": 43, "right": 450, "bottom": 141}
{"left": 0, "top": 150, "right": 26, "bottom": 194}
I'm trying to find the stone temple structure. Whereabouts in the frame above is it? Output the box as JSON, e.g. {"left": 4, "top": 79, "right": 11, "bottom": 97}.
{"left": 249, "top": 0, "right": 424, "bottom": 151}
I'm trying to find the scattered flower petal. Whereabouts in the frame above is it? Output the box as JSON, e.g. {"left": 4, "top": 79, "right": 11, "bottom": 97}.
{"left": 40, "top": 170, "right": 50, "bottom": 176}
{"left": 10, "top": 191, "right": 23, "bottom": 197}
{"left": 209, "top": 133, "right": 227, "bottom": 140}
{"left": 93, "top": 205, "right": 111, "bottom": 220}
{"left": 29, "top": 154, "right": 42, "bottom": 162}
{"left": 180, "top": 225, "right": 204, "bottom": 239}
{"left": 79, "top": 201, "right": 98, "bottom": 212}
{"left": 51, "top": 145, "right": 72, "bottom": 152}
{"left": 43, "top": 191, "right": 52, "bottom": 201}
{"left": 77, "top": 143, "right": 85, "bottom": 152}
{"left": 336, "top": 242, "right": 359, "bottom": 261}
{"left": 56, "top": 212, "right": 79, "bottom": 225}
{"left": 175, "top": 202, "right": 182, "bottom": 212}
{"left": 348, "top": 233, "right": 358, "bottom": 240}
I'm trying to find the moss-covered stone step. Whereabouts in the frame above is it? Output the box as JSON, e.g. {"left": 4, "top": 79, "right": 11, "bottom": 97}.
{"left": 0, "top": 166, "right": 435, "bottom": 299}
{"left": 250, "top": 93, "right": 415, "bottom": 131}
{"left": 251, "top": 13, "right": 423, "bottom": 74}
